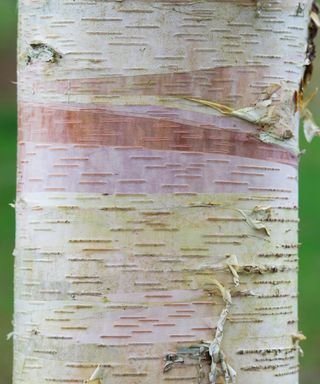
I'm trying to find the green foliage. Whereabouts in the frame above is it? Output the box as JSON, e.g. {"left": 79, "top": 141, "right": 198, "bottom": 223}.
{"left": 0, "top": 0, "right": 17, "bottom": 50}
{"left": 0, "top": 103, "right": 16, "bottom": 384}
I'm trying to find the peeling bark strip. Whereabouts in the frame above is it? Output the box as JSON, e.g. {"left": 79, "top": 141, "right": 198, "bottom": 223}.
{"left": 16, "top": 1, "right": 310, "bottom": 384}
{"left": 18, "top": 103, "right": 297, "bottom": 165}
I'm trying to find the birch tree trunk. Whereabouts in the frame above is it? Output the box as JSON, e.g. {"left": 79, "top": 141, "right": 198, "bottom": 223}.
{"left": 15, "top": 1, "right": 314, "bottom": 383}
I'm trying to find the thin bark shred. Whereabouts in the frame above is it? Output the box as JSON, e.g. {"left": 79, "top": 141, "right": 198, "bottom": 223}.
{"left": 84, "top": 366, "right": 104, "bottom": 384}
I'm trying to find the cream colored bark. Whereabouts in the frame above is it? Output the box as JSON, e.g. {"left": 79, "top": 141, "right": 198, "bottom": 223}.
{"left": 15, "top": 1, "right": 313, "bottom": 383}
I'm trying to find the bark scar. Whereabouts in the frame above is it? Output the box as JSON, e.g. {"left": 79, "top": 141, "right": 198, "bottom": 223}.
{"left": 27, "top": 42, "right": 62, "bottom": 65}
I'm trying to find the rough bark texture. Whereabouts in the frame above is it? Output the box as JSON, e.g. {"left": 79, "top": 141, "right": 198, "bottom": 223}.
{"left": 15, "top": 1, "right": 312, "bottom": 383}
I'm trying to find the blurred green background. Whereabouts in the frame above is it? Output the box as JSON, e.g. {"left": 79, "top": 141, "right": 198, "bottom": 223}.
{"left": 0, "top": 1, "right": 320, "bottom": 382}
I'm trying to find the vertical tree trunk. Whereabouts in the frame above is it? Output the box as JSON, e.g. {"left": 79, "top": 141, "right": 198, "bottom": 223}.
{"left": 15, "top": 1, "right": 313, "bottom": 383}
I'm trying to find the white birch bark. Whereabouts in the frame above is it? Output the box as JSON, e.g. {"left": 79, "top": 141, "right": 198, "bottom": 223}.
{"left": 15, "top": 1, "right": 313, "bottom": 383}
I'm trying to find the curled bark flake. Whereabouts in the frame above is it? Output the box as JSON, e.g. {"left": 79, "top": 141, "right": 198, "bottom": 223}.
{"left": 302, "top": 108, "right": 320, "bottom": 143}
{"left": 240, "top": 264, "right": 284, "bottom": 274}
{"left": 163, "top": 353, "right": 184, "bottom": 373}
{"left": 311, "top": 10, "right": 320, "bottom": 28}
{"left": 225, "top": 255, "right": 240, "bottom": 287}
{"left": 252, "top": 206, "right": 272, "bottom": 221}
{"left": 292, "top": 333, "right": 307, "bottom": 343}
{"left": 182, "top": 84, "right": 280, "bottom": 127}
{"left": 6, "top": 331, "right": 15, "bottom": 341}
{"left": 163, "top": 345, "right": 209, "bottom": 382}
{"left": 292, "top": 333, "right": 306, "bottom": 358}
{"left": 298, "top": 1, "right": 319, "bottom": 103}
{"left": 232, "top": 289, "right": 256, "bottom": 297}
{"left": 256, "top": 131, "right": 298, "bottom": 155}
{"left": 305, "top": 1, "right": 319, "bottom": 67}
{"left": 237, "top": 208, "right": 270, "bottom": 236}
{"left": 295, "top": 86, "right": 317, "bottom": 113}
{"left": 298, "top": 346, "right": 304, "bottom": 357}
{"left": 212, "top": 279, "right": 232, "bottom": 305}
{"left": 27, "top": 42, "right": 62, "bottom": 65}
{"left": 182, "top": 84, "right": 297, "bottom": 153}
{"left": 176, "top": 344, "right": 210, "bottom": 359}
